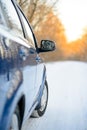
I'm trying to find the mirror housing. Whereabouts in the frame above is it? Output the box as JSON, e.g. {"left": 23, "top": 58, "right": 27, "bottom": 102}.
{"left": 38, "top": 40, "right": 56, "bottom": 53}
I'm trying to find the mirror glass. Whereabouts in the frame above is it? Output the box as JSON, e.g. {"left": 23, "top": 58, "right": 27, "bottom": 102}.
{"left": 40, "top": 40, "right": 55, "bottom": 51}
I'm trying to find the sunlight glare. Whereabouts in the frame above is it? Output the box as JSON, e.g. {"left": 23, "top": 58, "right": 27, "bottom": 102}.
{"left": 58, "top": 0, "right": 87, "bottom": 42}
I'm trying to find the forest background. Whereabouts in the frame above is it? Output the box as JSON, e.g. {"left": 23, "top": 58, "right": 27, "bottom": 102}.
{"left": 17, "top": 0, "right": 87, "bottom": 62}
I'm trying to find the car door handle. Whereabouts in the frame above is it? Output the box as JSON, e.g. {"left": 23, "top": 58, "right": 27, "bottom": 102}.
{"left": 36, "top": 56, "right": 41, "bottom": 63}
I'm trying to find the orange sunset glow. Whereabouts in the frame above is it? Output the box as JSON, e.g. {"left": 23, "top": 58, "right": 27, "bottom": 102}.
{"left": 58, "top": 0, "right": 87, "bottom": 42}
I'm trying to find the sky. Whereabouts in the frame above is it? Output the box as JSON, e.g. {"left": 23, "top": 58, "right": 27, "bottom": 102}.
{"left": 58, "top": 0, "right": 87, "bottom": 42}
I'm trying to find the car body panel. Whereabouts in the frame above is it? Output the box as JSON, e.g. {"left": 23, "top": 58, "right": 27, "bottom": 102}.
{"left": 0, "top": 0, "right": 50, "bottom": 130}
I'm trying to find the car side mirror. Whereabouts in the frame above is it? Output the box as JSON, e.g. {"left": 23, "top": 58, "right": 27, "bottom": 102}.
{"left": 39, "top": 40, "right": 56, "bottom": 53}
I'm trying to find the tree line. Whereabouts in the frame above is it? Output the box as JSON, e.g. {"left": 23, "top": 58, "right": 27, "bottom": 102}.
{"left": 17, "top": 0, "right": 87, "bottom": 62}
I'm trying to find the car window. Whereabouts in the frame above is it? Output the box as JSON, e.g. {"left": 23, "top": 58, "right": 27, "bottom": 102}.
{"left": 18, "top": 9, "right": 35, "bottom": 47}
{"left": 0, "top": 0, "right": 23, "bottom": 36}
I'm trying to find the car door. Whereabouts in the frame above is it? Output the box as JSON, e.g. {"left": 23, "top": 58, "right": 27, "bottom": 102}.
{"left": 17, "top": 44, "right": 38, "bottom": 118}
{"left": 19, "top": 6, "right": 44, "bottom": 99}
{"left": 17, "top": 6, "right": 45, "bottom": 101}
{"left": 15, "top": 5, "right": 39, "bottom": 117}
{"left": 0, "top": 0, "right": 37, "bottom": 118}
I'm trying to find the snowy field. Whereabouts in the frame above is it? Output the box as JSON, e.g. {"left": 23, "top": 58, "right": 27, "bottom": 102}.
{"left": 22, "top": 61, "right": 87, "bottom": 130}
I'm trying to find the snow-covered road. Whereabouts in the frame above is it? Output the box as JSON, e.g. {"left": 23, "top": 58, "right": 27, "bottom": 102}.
{"left": 22, "top": 61, "right": 87, "bottom": 130}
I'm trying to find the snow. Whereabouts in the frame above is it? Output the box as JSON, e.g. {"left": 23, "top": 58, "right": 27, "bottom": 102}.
{"left": 22, "top": 61, "right": 87, "bottom": 130}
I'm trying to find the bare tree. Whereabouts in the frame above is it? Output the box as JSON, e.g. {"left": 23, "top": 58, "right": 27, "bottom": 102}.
{"left": 17, "top": 0, "right": 58, "bottom": 30}
{"left": 17, "top": 0, "right": 30, "bottom": 14}
{"left": 28, "top": 0, "right": 58, "bottom": 30}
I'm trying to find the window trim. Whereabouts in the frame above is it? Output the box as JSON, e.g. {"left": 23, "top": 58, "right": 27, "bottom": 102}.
{"left": 11, "top": 0, "right": 25, "bottom": 38}
{"left": 17, "top": 5, "right": 38, "bottom": 50}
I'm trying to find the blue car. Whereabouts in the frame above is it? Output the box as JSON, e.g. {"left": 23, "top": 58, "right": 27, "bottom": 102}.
{"left": 0, "top": 0, "right": 55, "bottom": 130}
